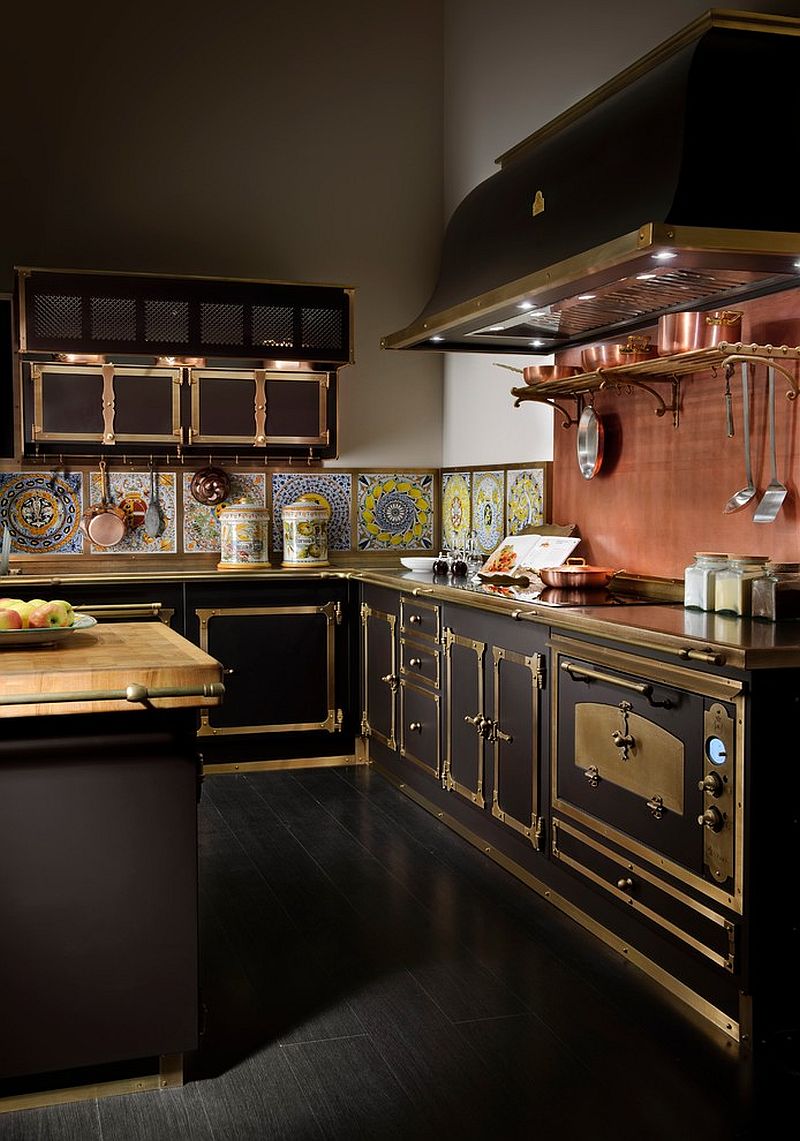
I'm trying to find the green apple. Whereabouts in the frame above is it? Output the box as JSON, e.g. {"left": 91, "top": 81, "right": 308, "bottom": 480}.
{"left": 49, "top": 599, "right": 75, "bottom": 625}
{"left": 28, "top": 601, "right": 71, "bottom": 629}
{"left": 0, "top": 598, "right": 24, "bottom": 609}
{"left": 8, "top": 601, "right": 36, "bottom": 628}
{"left": 0, "top": 607, "right": 23, "bottom": 630}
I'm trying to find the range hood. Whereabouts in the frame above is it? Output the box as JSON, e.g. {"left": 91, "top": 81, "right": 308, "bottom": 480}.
{"left": 383, "top": 9, "right": 800, "bottom": 356}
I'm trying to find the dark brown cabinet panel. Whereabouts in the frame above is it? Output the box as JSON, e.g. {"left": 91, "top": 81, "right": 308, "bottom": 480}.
{"left": 188, "top": 368, "right": 330, "bottom": 449}
{"left": 361, "top": 594, "right": 398, "bottom": 751}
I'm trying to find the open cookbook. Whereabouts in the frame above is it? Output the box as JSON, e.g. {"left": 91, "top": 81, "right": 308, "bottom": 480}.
{"left": 478, "top": 534, "right": 581, "bottom": 583}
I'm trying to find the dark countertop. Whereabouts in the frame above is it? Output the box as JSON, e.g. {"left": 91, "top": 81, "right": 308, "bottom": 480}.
{"left": 3, "top": 563, "right": 799, "bottom": 669}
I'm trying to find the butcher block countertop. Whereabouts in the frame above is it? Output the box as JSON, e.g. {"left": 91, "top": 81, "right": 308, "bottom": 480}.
{"left": 0, "top": 621, "right": 224, "bottom": 718}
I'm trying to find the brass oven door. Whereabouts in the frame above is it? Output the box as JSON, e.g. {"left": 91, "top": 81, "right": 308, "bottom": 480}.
{"left": 196, "top": 604, "right": 341, "bottom": 736}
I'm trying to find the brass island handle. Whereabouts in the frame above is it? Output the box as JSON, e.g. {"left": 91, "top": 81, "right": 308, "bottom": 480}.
{"left": 0, "top": 681, "right": 226, "bottom": 708}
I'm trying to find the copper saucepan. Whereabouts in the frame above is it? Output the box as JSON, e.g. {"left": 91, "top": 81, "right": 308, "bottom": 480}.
{"left": 538, "top": 557, "right": 620, "bottom": 589}
{"left": 493, "top": 362, "right": 582, "bottom": 384}
{"left": 81, "top": 460, "right": 127, "bottom": 547}
{"left": 581, "top": 336, "right": 657, "bottom": 371}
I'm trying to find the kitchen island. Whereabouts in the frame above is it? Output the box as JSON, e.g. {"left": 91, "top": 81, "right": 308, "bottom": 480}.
{"left": 0, "top": 621, "right": 223, "bottom": 1112}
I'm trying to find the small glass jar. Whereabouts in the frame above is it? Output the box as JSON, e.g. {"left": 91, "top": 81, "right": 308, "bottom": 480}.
{"left": 683, "top": 552, "right": 728, "bottom": 610}
{"left": 714, "top": 555, "right": 769, "bottom": 617}
{"left": 752, "top": 562, "right": 800, "bottom": 622}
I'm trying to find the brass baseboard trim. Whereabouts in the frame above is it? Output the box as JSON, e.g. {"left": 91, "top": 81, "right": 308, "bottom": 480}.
{"left": 372, "top": 761, "right": 740, "bottom": 1043}
{"left": 0, "top": 1054, "right": 182, "bottom": 1115}
{"left": 203, "top": 753, "right": 359, "bottom": 774}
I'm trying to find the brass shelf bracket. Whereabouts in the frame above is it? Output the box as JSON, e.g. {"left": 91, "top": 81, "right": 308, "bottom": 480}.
{"left": 511, "top": 388, "right": 579, "bottom": 428}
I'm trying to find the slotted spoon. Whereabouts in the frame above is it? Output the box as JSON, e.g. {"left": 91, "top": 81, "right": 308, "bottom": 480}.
{"left": 723, "top": 362, "right": 757, "bottom": 514}
{"left": 753, "top": 365, "right": 788, "bottom": 523}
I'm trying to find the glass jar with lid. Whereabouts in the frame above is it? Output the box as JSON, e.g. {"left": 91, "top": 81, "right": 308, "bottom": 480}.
{"left": 683, "top": 552, "right": 729, "bottom": 610}
{"left": 752, "top": 562, "right": 800, "bottom": 622}
{"left": 714, "top": 554, "right": 769, "bottom": 616}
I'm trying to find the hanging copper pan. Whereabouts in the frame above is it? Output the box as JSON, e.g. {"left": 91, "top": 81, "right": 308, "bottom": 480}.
{"left": 80, "top": 460, "right": 127, "bottom": 547}
{"left": 190, "top": 465, "right": 231, "bottom": 506}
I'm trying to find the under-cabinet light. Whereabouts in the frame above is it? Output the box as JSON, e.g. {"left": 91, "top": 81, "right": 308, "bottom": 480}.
{"left": 517, "top": 301, "right": 534, "bottom": 310}
{"left": 651, "top": 250, "right": 678, "bottom": 261}
{"left": 577, "top": 294, "right": 596, "bottom": 300}
{"left": 430, "top": 335, "right": 445, "bottom": 342}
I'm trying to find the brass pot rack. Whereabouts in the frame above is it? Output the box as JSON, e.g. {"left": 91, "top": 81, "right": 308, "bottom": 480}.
{"left": 511, "top": 342, "right": 800, "bottom": 429}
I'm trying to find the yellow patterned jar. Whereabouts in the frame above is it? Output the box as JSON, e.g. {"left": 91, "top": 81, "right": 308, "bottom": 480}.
{"left": 216, "top": 499, "right": 271, "bottom": 570}
{"left": 282, "top": 493, "right": 331, "bottom": 568}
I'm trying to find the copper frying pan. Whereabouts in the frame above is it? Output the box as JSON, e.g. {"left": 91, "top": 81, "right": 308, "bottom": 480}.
{"left": 81, "top": 460, "right": 127, "bottom": 546}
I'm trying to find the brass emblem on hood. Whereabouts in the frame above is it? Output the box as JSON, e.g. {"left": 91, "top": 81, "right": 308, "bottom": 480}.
{"left": 532, "top": 190, "right": 545, "bottom": 217}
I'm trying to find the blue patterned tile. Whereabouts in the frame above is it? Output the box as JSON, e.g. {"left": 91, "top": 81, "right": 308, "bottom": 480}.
{"left": 472, "top": 470, "right": 505, "bottom": 555}
{"left": 357, "top": 472, "right": 434, "bottom": 551}
{"left": 0, "top": 471, "right": 84, "bottom": 554}
{"left": 272, "top": 472, "right": 352, "bottom": 552}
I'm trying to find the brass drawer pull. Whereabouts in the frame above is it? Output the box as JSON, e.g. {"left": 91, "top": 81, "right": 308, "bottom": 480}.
{"left": 617, "top": 877, "right": 634, "bottom": 891}
{"left": 409, "top": 721, "right": 422, "bottom": 732}
{"left": 676, "top": 646, "right": 726, "bottom": 666}
{"left": 409, "top": 657, "right": 423, "bottom": 668}
{"left": 409, "top": 614, "right": 422, "bottom": 624}
{"left": 465, "top": 713, "right": 492, "bottom": 739}
{"left": 381, "top": 673, "right": 399, "bottom": 692}
{"left": 560, "top": 660, "right": 671, "bottom": 708}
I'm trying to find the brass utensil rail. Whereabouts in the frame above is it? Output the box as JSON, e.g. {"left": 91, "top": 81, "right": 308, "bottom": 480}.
{"left": 510, "top": 341, "right": 800, "bottom": 428}
{"left": 0, "top": 681, "right": 225, "bottom": 707}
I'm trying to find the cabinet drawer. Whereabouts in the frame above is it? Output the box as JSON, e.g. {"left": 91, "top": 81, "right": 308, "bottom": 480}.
{"left": 400, "top": 638, "right": 440, "bottom": 689}
{"left": 400, "top": 681, "right": 440, "bottom": 777}
{"left": 400, "top": 596, "right": 440, "bottom": 645}
{"left": 552, "top": 816, "right": 735, "bottom": 972}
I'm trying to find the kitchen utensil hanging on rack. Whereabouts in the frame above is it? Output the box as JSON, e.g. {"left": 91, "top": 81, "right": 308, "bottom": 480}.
{"left": 723, "top": 362, "right": 756, "bottom": 514}
{"left": 144, "top": 462, "right": 164, "bottom": 538}
{"left": 576, "top": 401, "right": 604, "bottom": 479}
{"left": 81, "top": 460, "right": 128, "bottom": 546}
{"left": 754, "top": 365, "right": 788, "bottom": 523}
{"left": 190, "top": 464, "right": 231, "bottom": 506}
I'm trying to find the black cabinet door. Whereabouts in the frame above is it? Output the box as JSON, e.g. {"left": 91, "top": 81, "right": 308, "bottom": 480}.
{"left": 443, "top": 626, "right": 486, "bottom": 807}
{"left": 361, "top": 593, "right": 398, "bottom": 751}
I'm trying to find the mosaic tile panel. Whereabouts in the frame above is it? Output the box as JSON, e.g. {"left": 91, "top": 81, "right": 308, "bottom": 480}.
{"left": 506, "top": 467, "right": 545, "bottom": 534}
{"left": 472, "top": 469, "right": 505, "bottom": 555}
{"left": 0, "top": 471, "right": 84, "bottom": 554}
{"left": 182, "top": 472, "right": 266, "bottom": 554}
{"left": 357, "top": 472, "right": 434, "bottom": 551}
{"left": 441, "top": 471, "right": 471, "bottom": 551}
{"left": 88, "top": 470, "right": 177, "bottom": 554}
{"left": 271, "top": 472, "right": 352, "bottom": 552}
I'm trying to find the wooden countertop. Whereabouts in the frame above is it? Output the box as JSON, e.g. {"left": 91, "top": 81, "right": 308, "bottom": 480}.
{"left": 0, "top": 621, "right": 224, "bottom": 718}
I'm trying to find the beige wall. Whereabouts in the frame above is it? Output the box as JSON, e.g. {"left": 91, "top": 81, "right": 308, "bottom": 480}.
{"left": 0, "top": 0, "right": 445, "bottom": 467}
{"left": 440, "top": 0, "right": 800, "bottom": 468}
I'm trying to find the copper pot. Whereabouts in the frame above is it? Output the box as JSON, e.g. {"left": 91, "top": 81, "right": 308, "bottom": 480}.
{"left": 493, "top": 362, "right": 581, "bottom": 383}
{"left": 704, "top": 310, "right": 742, "bottom": 348}
{"left": 657, "top": 311, "right": 705, "bottom": 355}
{"left": 538, "top": 557, "right": 620, "bottom": 588}
{"left": 190, "top": 466, "right": 231, "bottom": 506}
{"left": 581, "top": 336, "right": 657, "bottom": 371}
{"left": 80, "top": 460, "right": 128, "bottom": 547}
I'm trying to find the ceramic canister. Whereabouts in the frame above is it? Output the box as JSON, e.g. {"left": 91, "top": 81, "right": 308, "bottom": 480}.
{"left": 216, "top": 499, "right": 271, "bottom": 570}
{"left": 282, "top": 493, "right": 331, "bottom": 568}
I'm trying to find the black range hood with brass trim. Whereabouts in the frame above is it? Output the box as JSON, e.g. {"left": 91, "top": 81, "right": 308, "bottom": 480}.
{"left": 383, "top": 10, "right": 800, "bottom": 356}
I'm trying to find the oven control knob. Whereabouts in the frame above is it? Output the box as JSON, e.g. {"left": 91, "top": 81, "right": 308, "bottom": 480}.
{"left": 698, "top": 772, "right": 724, "bottom": 797}
{"left": 698, "top": 807, "right": 724, "bottom": 832}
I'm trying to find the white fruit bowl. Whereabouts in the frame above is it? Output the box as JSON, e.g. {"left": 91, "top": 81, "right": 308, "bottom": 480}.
{"left": 400, "top": 557, "right": 437, "bottom": 572}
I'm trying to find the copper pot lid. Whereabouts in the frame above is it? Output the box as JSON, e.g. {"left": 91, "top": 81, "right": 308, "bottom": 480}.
{"left": 190, "top": 466, "right": 231, "bottom": 506}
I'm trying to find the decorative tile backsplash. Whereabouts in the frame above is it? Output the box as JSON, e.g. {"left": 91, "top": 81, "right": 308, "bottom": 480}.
{"left": 88, "top": 470, "right": 178, "bottom": 555}
{"left": 0, "top": 460, "right": 548, "bottom": 561}
{"left": 183, "top": 472, "right": 266, "bottom": 554}
{"left": 272, "top": 472, "right": 352, "bottom": 553}
{"left": 472, "top": 469, "right": 505, "bottom": 555}
{"left": 441, "top": 471, "right": 471, "bottom": 551}
{"left": 357, "top": 472, "right": 435, "bottom": 551}
{"left": 0, "top": 471, "right": 84, "bottom": 554}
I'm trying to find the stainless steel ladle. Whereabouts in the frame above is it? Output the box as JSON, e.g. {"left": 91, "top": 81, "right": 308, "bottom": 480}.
{"left": 723, "top": 362, "right": 757, "bottom": 514}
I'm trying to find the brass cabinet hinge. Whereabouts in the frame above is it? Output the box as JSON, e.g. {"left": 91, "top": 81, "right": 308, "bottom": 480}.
{"left": 361, "top": 713, "right": 371, "bottom": 738}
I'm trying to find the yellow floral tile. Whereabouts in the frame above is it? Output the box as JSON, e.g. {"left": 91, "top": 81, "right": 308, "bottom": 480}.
{"left": 357, "top": 472, "right": 434, "bottom": 550}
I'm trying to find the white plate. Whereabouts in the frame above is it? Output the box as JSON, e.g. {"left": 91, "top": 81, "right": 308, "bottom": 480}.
{"left": 0, "top": 612, "right": 97, "bottom": 648}
{"left": 400, "top": 557, "right": 437, "bottom": 572}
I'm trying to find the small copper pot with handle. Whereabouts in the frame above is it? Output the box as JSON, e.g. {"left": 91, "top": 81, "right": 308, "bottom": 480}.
{"left": 537, "top": 557, "right": 620, "bottom": 589}
{"left": 80, "top": 460, "right": 128, "bottom": 547}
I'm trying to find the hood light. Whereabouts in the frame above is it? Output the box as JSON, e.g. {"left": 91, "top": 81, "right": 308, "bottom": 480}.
{"left": 636, "top": 273, "right": 658, "bottom": 280}
{"left": 530, "top": 339, "right": 546, "bottom": 347}
{"left": 430, "top": 335, "right": 445, "bottom": 342}
{"left": 652, "top": 250, "right": 678, "bottom": 261}
{"left": 517, "top": 301, "right": 534, "bottom": 310}
{"left": 577, "top": 293, "right": 596, "bottom": 300}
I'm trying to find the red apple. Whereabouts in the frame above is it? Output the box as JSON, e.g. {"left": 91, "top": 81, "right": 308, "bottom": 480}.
{"left": 0, "top": 607, "right": 23, "bottom": 630}
{"left": 28, "top": 601, "right": 71, "bottom": 629}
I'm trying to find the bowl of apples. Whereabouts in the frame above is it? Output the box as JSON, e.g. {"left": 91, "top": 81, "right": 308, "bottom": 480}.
{"left": 0, "top": 598, "right": 97, "bottom": 647}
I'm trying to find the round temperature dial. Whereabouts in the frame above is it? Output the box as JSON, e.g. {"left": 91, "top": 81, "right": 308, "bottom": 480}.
{"left": 705, "top": 735, "right": 728, "bottom": 766}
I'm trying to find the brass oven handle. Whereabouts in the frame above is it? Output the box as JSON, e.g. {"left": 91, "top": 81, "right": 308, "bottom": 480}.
{"left": 560, "top": 660, "right": 652, "bottom": 698}
{"left": 675, "top": 646, "right": 726, "bottom": 666}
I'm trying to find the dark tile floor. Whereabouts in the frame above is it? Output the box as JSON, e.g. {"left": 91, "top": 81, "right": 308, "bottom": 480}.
{"left": 1, "top": 765, "right": 772, "bottom": 1139}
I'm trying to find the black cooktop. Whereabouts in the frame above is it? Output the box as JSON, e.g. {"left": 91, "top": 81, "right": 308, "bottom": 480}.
{"left": 438, "top": 576, "right": 677, "bottom": 608}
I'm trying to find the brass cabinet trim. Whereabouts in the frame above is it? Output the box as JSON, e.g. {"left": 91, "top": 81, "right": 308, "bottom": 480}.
{"left": 400, "top": 635, "right": 441, "bottom": 690}
{"left": 0, "top": 1053, "right": 183, "bottom": 1116}
{"left": 189, "top": 368, "right": 329, "bottom": 447}
{"left": 196, "top": 603, "right": 337, "bottom": 737}
{"left": 443, "top": 626, "right": 486, "bottom": 808}
{"left": 552, "top": 818, "right": 734, "bottom": 972}
{"left": 373, "top": 761, "right": 740, "bottom": 1043}
{"left": 399, "top": 595, "right": 441, "bottom": 645}
{"left": 361, "top": 602, "right": 397, "bottom": 751}
{"left": 550, "top": 640, "right": 744, "bottom": 914}
{"left": 549, "top": 635, "right": 744, "bottom": 701}
{"left": 78, "top": 602, "right": 174, "bottom": 625}
{"left": 30, "top": 363, "right": 183, "bottom": 444}
{"left": 399, "top": 680, "right": 441, "bottom": 777}
{"left": 492, "top": 645, "right": 544, "bottom": 847}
